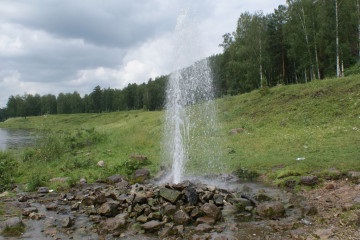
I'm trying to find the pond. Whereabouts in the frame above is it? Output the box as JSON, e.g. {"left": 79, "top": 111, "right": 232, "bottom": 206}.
{"left": 0, "top": 128, "right": 37, "bottom": 151}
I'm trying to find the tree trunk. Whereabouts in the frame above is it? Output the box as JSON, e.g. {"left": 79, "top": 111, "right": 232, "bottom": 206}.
{"left": 335, "top": 0, "right": 341, "bottom": 78}
{"left": 357, "top": 0, "right": 360, "bottom": 58}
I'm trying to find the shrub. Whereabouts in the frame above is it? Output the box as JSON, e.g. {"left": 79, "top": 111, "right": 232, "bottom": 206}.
{"left": 0, "top": 152, "right": 17, "bottom": 192}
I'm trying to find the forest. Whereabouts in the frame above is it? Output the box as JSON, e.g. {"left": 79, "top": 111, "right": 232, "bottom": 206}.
{"left": 1, "top": 0, "right": 359, "bottom": 121}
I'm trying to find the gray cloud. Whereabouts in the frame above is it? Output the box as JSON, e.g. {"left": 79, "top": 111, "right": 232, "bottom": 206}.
{"left": 0, "top": 0, "right": 285, "bottom": 107}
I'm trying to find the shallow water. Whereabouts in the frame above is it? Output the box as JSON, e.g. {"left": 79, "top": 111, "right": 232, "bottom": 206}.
{"left": 0, "top": 129, "right": 36, "bottom": 151}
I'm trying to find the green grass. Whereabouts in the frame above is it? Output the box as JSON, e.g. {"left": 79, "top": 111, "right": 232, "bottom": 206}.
{"left": 0, "top": 75, "right": 359, "bottom": 188}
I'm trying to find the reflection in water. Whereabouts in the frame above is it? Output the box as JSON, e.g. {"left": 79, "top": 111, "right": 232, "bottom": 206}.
{"left": 0, "top": 128, "right": 36, "bottom": 151}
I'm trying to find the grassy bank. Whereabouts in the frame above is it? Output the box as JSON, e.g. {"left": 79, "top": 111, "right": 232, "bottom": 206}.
{"left": 0, "top": 75, "right": 359, "bottom": 190}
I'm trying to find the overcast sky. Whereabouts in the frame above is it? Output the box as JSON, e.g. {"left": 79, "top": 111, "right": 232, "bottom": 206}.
{"left": 0, "top": 0, "right": 284, "bottom": 108}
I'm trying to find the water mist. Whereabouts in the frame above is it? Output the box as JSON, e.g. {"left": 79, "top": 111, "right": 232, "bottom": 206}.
{"left": 163, "top": 11, "right": 222, "bottom": 184}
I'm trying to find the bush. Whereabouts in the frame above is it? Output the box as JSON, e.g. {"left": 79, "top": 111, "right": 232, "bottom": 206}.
{"left": 0, "top": 152, "right": 18, "bottom": 192}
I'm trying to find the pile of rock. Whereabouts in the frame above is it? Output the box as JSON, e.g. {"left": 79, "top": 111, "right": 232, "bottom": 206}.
{"left": 63, "top": 176, "right": 287, "bottom": 238}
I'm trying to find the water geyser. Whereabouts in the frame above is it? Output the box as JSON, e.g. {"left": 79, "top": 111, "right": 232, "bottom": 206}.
{"left": 163, "top": 11, "right": 222, "bottom": 184}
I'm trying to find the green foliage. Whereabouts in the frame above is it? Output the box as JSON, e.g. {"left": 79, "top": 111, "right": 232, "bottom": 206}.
{"left": 0, "top": 152, "right": 17, "bottom": 192}
{"left": 27, "top": 172, "right": 47, "bottom": 192}
{"left": 0, "top": 151, "right": 17, "bottom": 192}
{"left": 118, "top": 158, "right": 151, "bottom": 177}
{"left": 1, "top": 223, "right": 26, "bottom": 237}
{"left": 233, "top": 166, "right": 260, "bottom": 181}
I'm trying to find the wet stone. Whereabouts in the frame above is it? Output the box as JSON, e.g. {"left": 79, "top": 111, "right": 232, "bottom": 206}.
{"left": 142, "top": 220, "right": 164, "bottom": 232}
{"left": 38, "top": 187, "right": 50, "bottom": 194}
{"left": 160, "top": 188, "right": 182, "bottom": 203}
{"left": 173, "top": 210, "right": 190, "bottom": 225}
{"left": 185, "top": 186, "right": 198, "bottom": 205}
{"left": 213, "top": 194, "right": 224, "bottom": 205}
{"left": 22, "top": 206, "right": 38, "bottom": 216}
{"left": 201, "top": 203, "right": 222, "bottom": 221}
{"left": 256, "top": 201, "right": 285, "bottom": 219}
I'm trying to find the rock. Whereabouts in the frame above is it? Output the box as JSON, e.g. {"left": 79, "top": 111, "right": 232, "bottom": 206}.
{"left": 18, "top": 194, "right": 30, "bottom": 202}
{"left": 230, "top": 198, "right": 252, "bottom": 212}
{"left": 133, "top": 193, "right": 148, "bottom": 204}
{"left": 97, "top": 200, "right": 120, "bottom": 217}
{"left": 61, "top": 216, "right": 74, "bottom": 228}
{"left": 256, "top": 201, "right": 285, "bottom": 219}
{"left": 45, "top": 203, "right": 58, "bottom": 211}
{"left": 22, "top": 206, "right": 38, "bottom": 216}
{"left": 314, "top": 228, "right": 334, "bottom": 239}
{"left": 94, "top": 192, "right": 107, "bottom": 205}
{"left": 82, "top": 196, "right": 95, "bottom": 206}
{"left": 37, "top": 187, "right": 49, "bottom": 193}
{"left": 201, "top": 203, "right": 222, "bottom": 221}
{"left": 301, "top": 204, "right": 318, "bottom": 216}
{"left": 324, "top": 183, "right": 335, "bottom": 190}
{"left": 195, "top": 223, "right": 213, "bottom": 233}
{"left": 300, "top": 176, "right": 318, "bottom": 186}
{"left": 104, "top": 213, "right": 129, "bottom": 232}
{"left": 163, "top": 204, "right": 177, "bottom": 216}
{"left": 108, "top": 174, "right": 125, "bottom": 184}
{"left": 160, "top": 188, "right": 182, "bottom": 203}
{"left": 142, "top": 220, "right": 164, "bottom": 232}
{"left": 50, "top": 177, "right": 70, "bottom": 183}
{"left": 134, "top": 169, "right": 150, "bottom": 182}
{"left": 116, "top": 180, "right": 130, "bottom": 190}
{"left": 173, "top": 210, "right": 190, "bottom": 225}
{"left": 213, "top": 194, "right": 224, "bottom": 205}
{"left": 190, "top": 207, "right": 201, "bottom": 218}
{"left": 130, "top": 154, "right": 148, "bottom": 161}
{"left": 136, "top": 215, "right": 148, "bottom": 223}
{"left": 79, "top": 178, "right": 87, "bottom": 184}
{"left": 196, "top": 216, "right": 216, "bottom": 226}
{"left": 97, "top": 160, "right": 105, "bottom": 167}
{"left": 29, "top": 212, "right": 45, "bottom": 220}
{"left": 185, "top": 186, "right": 198, "bottom": 205}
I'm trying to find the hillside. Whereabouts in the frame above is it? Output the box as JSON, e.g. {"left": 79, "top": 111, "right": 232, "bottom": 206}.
{"left": 0, "top": 75, "right": 359, "bottom": 188}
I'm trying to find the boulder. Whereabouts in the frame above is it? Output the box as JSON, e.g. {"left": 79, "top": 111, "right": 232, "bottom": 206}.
{"left": 37, "top": 187, "right": 49, "bottom": 194}
{"left": 185, "top": 186, "right": 198, "bottom": 205}
{"left": 256, "top": 201, "right": 285, "bottom": 219}
{"left": 160, "top": 188, "right": 182, "bottom": 203}
{"left": 97, "top": 200, "right": 120, "bottom": 217}
{"left": 163, "top": 204, "right": 177, "bottom": 216}
{"left": 300, "top": 176, "right": 318, "bottom": 186}
{"left": 108, "top": 174, "right": 125, "bottom": 184}
{"left": 142, "top": 220, "right": 164, "bottom": 232}
{"left": 195, "top": 223, "right": 213, "bottom": 233}
{"left": 22, "top": 207, "right": 38, "bottom": 216}
{"left": 134, "top": 169, "right": 150, "bottom": 182}
{"left": 173, "top": 210, "right": 190, "bottom": 225}
{"left": 104, "top": 213, "right": 129, "bottom": 232}
{"left": 213, "top": 194, "right": 224, "bottom": 205}
{"left": 201, "top": 203, "right": 222, "bottom": 221}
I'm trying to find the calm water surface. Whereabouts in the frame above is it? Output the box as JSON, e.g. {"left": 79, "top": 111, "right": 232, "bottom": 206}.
{"left": 0, "top": 128, "right": 36, "bottom": 151}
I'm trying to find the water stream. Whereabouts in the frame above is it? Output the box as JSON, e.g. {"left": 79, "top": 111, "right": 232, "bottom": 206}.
{"left": 163, "top": 11, "right": 222, "bottom": 184}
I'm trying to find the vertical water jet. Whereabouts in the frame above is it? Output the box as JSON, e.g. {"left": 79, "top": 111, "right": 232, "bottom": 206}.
{"left": 163, "top": 11, "right": 222, "bottom": 184}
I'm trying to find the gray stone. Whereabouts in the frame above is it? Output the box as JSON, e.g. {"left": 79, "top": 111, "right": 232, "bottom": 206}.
{"left": 45, "top": 203, "right": 58, "bottom": 211}
{"left": 108, "top": 174, "right": 125, "bottom": 184}
{"left": 196, "top": 216, "right": 216, "bottom": 226}
{"left": 201, "top": 203, "right": 222, "bottom": 221}
{"left": 104, "top": 213, "right": 128, "bottom": 232}
{"left": 195, "top": 223, "right": 213, "bottom": 232}
{"left": 134, "top": 168, "right": 150, "bottom": 182}
{"left": 136, "top": 215, "right": 148, "bottom": 223}
{"left": 37, "top": 187, "right": 49, "bottom": 194}
{"left": 163, "top": 204, "right": 177, "bottom": 216}
{"left": 61, "top": 216, "right": 74, "bottom": 228}
{"left": 142, "top": 220, "right": 164, "bottom": 232}
{"left": 185, "top": 186, "right": 198, "bottom": 205}
{"left": 300, "top": 175, "right": 318, "bottom": 186}
{"left": 97, "top": 200, "right": 120, "bottom": 217}
{"left": 22, "top": 206, "right": 38, "bottom": 216}
{"left": 256, "top": 201, "right": 285, "bottom": 219}
{"left": 213, "top": 194, "right": 224, "bottom": 205}
{"left": 173, "top": 210, "right": 190, "bottom": 225}
{"left": 160, "top": 188, "right": 182, "bottom": 203}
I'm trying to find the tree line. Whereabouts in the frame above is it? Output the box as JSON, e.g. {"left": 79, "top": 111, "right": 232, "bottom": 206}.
{"left": 1, "top": 0, "right": 359, "bottom": 121}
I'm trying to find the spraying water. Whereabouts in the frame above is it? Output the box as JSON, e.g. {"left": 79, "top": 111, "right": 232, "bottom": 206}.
{"left": 163, "top": 11, "right": 222, "bottom": 184}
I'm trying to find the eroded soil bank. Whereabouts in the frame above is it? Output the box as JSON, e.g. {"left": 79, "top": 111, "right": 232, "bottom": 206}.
{"left": 0, "top": 174, "right": 359, "bottom": 240}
